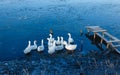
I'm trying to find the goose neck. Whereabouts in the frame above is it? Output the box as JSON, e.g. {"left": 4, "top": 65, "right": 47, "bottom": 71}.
{"left": 68, "top": 34, "right": 71, "bottom": 38}
{"left": 41, "top": 40, "right": 44, "bottom": 46}
{"left": 28, "top": 41, "right": 31, "bottom": 46}
{"left": 34, "top": 41, "right": 37, "bottom": 45}
{"left": 49, "top": 34, "right": 52, "bottom": 38}
{"left": 57, "top": 37, "right": 60, "bottom": 40}
{"left": 53, "top": 41, "right": 56, "bottom": 46}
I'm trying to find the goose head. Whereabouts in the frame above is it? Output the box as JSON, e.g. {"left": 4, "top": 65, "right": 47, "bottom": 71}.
{"left": 49, "top": 34, "right": 52, "bottom": 38}
{"left": 68, "top": 33, "right": 71, "bottom": 37}
{"left": 28, "top": 41, "right": 31, "bottom": 46}
{"left": 57, "top": 36, "right": 60, "bottom": 41}
{"left": 63, "top": 41, "right": 67, "bottom": 46}
{"left": 34, "top": 40, "right": 37, "bottom": 44}
{"left": 28, "top": 40, "right": 31, "bottom": 44}
{"left": 60, "top": 37, "right": 63, "bottom": 41}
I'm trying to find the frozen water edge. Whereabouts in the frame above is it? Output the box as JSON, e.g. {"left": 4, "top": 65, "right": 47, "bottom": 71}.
{"left": 0, "top": 50, "right": 120, "bottom": 75}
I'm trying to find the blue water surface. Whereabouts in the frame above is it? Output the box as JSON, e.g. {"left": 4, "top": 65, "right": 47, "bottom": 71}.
{"left": 0, "top": 0, "right": 120, "bottom": 61}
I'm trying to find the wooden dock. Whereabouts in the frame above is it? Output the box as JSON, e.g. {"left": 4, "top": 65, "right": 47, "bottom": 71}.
{"left": 86, "top": 26, "right": 120, "bottom": 54}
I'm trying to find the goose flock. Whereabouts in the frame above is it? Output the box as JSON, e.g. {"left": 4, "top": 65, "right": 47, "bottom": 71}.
{"left": 23, "top": 33, "right": 77, "bottom": 54}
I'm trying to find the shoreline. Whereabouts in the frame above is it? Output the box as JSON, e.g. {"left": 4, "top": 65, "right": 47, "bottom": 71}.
{"left": 0, "top": 50, "right": 120, "bottom": 75}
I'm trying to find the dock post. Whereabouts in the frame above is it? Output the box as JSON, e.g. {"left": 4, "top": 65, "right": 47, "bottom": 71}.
{"left": 85, "top": 26, "right": 120, "bottom": 54}
{"left": 100, "top": 32, "right": 105, "bottom": 44}
{"left": 100, "top": 39, "right": 103, "bottom": 44}
{"left": 94, "top": 32, "right": 96, "bottom": 40}
{"left": 107, "top": 43, "right": 110, "bottom": 49}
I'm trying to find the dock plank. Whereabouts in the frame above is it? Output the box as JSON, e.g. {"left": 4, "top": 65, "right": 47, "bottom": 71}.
{"left": 96, "top": 33, "right": 120, "bottom": 43}
{"left": 93, "top": 30, "right": 107, "bottom": 33}
{"left": 86, "top": 26, "right": 100, "bottom": 29}
{"left": 111, "top": 43, "right": 120, "bottom": 54}
{"left": 107, "top": 40, "right": 120, "bottom": 43}
{"left": 85, "top": 26, "right": 120, "bottom": 54}
{"left": 86, "top": 26, "right": 107, "bottom": 33}
{"left": 104, "top": 32, "right": 118, "bottom": 40}
{"left": 113, "top": 45, "right": 120, "bottom": 48}
{"left": 96, "top": 33, "right": 108, "bottom": 42}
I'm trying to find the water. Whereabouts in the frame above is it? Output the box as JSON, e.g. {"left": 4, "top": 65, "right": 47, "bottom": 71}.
{"left": 0, "top": 0, "right": 120, "bottom": 61}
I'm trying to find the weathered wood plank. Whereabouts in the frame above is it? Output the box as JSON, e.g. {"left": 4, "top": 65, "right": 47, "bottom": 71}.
{"left": 107, "top": 40, "right": 120, "bottom": 43}
{"left": 96, "top": 33, "right": 108, "bottom": 42}
{"left": 113, "top": 45, "right": 120, "bottom": 48}
{"left": 86, "top": 26, "right": 120, "bottom": 54}
{"left": 86, "top": 26, "right": 107, "bottom": 33}
{"left": 104, "top": 32, "right": 118, "bottom": 40}
{"left": 111, "top": 43, "right": 120, "bottom": 54}
{"left": 93, "top": 30, "right": 107, "bottom": 33}
{"left": 85, "top": 26, "right": 100, "bottom": 29}
{"left": 96, "top": 33, "right": 120, "bottom": 43}
{"left": 114, "top": 48, "right": 120, "bottom": 54}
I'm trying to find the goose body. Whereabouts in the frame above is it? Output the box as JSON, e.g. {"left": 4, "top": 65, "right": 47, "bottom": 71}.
{"left": 37, "top": 39, "right": 44, "bottom": 52}
{"left": 55, "top": 37, "right": 64, "bottom": 51}
{"left": 24, "top": 41, "right": 32, "bottom": 54}
{"left": 63, "top": 41, "right": 77, "bottom": 51}
{"left": 55, "top": 44, "right": 64, "bottom": 51}
{"left": 48, "top": 41, "right": 56, "bottom": 54}
{"left": 68, "top": 33, "right": 74, "bottom": 44}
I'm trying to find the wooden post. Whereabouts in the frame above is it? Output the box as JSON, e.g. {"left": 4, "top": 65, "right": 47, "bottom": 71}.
{"left": 107, "top": 43, "right": 110, "bottom": 49}
{"left": 94, "top": 32, "right": 96, "bottom": 40}
{"left": 100, "top": 39, "right": 103, "bottom": 44}
{"left": 100, "top": 32, "right": 105, "bottom": 45}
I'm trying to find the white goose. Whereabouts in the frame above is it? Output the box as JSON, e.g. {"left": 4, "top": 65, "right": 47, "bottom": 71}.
{"left": 49, "top": 34, "right": 54, "bottom": 43}
{"left": 63, "top": 41, "right": 77, "bottom": 51}
{"left": 60, "top": 37, "right": 64, "bottom": 45}
{"left": 48, "top": 40, "right": 56, "bottom": 54}
{"left": 55, "top": 37, "right": 64, "bottom": 51}
{"left": 24, "top": 41, "right": 31, "bottom": 54}
{"left": 30, "top": 40, "right": 37, "bottom": 50}
{"left": 47, "top": 38, "right": 53, "bottom": 47}
{"left": 56, "top": 36, "right": 61, "bottom": 45}
{"left": 68, "top": 33, "right": 74, "bottom": 44}
{"left": 37, "top": 39, "right": 44, "bottom": 52}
